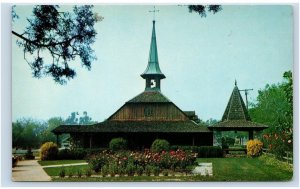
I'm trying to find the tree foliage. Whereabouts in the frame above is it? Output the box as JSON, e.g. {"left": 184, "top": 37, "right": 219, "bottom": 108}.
{"left": 12, "top": 5, "right": 103, "bottom": 84}
{"left": 188, "top": 5, "right": 222, "bottom": 17}
{"left": 249, "top": 71, "right": 293, "bottom": 158}
{"left": 65, "top": 111, "right": 96, "bottom": 125}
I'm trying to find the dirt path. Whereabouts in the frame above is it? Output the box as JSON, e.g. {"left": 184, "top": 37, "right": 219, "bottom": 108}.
{"left": 12, "top": 160, "right": 51, "bottom": 181}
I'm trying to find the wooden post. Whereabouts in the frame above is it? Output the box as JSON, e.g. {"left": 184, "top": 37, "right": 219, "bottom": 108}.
{"left": 192, "top": 136, "right": 195, "bottom": 146}
{"left": 56, "top": 134, "right": 59, "bottom": 147}
{"left": 249, "top": 131, "right": 253, "bottom": 140}
{"left": 89, "top": 135, "right": 92, "bottom": 149}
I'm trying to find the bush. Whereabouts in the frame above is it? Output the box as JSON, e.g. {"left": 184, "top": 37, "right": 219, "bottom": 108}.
{"left": 68, "top": 169, "right": 74, "bottom": 178}
{"left": 171, "top": 145, "right": 223, "bottom": 158}
{"left": 77, "top": 169, "right": 82, "bottom": 178}
{"left": 25, "top": 148, "right": 35, "bottom": 160}
{"left": 151, "top": 139, "right": 170, "bottom": 152}
{"left": 59, "top": 168, "right": 66, "bottom": 178}
{"left": 153, "top": 166, "right": 160, "bottom": 176}
{"left": 109, "top": 162, "right": 118, "bottom": 177}
{"left": 125, "top": 162, "right": 136, "bottom": 176}
{"left": 109, "top": 138, "right": 128, "bottom": 151}
{"left": 136, "top": 165, "right": 144, "bottom": 176}
{"left": 145, "top": 165, "right": 153, "bottom": 176}
{"left": 247, "top": 139, "right": 263, "bottom": 157}
{"left": 101, "top": 165, "right": 109, "bottom": 177}
{"left": 85, "top": 168, "right": 92, "bottom": 177}
{"left": 40, "top": 142, "right": 58, "bottom": 160}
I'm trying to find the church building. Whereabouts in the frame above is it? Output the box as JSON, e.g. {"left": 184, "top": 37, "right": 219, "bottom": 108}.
{"left": 52, "top": 20, "right": 213, "bottom": 149}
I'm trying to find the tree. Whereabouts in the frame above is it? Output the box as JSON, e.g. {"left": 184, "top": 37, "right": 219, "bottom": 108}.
{"left": 12, "top": 5, "right": 103, "bottom": 84}
{"left": 12, "top": 118, "right": 47, "bottom": 148}
{"left": 40, "top": 117, "right": 64, "bottom": 144}
{"left": 249, "top": 71, "right": 293, "bottom": 158}
{"left": 188, "top": 5, "right": 222, "bottom": 17}
{"left": 65, "top": 111, "right": 96, "bottom": 125}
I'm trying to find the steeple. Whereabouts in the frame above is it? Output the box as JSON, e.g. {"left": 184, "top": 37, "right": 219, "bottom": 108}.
{"left": 141, "top": 20, "right": 165, "bottom": 91}
{"left": 221, "top": 82, "right": 251, "bottom": 121}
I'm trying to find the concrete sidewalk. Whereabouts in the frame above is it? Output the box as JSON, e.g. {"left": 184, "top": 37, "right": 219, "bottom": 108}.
{"left": 12, "top": 160, "right": 51, "bottom": 181}
{"left": 42, "top": 162, "right": 88, "bottom": 168}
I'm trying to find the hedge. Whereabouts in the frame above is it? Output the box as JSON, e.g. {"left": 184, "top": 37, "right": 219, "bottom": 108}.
{"left": 170, "top": 145, "right": 223, "bottom": 158}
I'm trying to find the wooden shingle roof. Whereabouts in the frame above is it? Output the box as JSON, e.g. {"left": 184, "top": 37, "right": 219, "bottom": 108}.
{"left": 52, "top": 120, "right": 211, "bottom": 134}
{"left": 221, "top": 85, "right": 251, "bottom": 121}
{"left": 127, "top": 90, "right": 171, "bottom": 103}
{"left": 210, "top": 83, "right": 268, "bottom": 131}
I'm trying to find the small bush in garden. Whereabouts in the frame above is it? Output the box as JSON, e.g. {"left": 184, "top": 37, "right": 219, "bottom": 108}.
{"left": 125, "top": 162, "right": 136, "bottom": 176}
{"left": 247, "top": 139, "right": 263, "bottom": 157}
{"left": 77, "top": 169, "right": 82, "bottom": 178}
{"left": 59, "top": 168, "right": 66, "bottom": 178}
{"left": 109, "top": 138, "right": 128, "bottom": 151}
{"left": 40, "top": 142, "right": 58, "bottom": 160}
{"left": 102, "top": 165, "right": 109, "bottom": 177}
{"left": 162, "top": 170, "right": 168, "bottom": 176}
{"left": 85, "top": 168, "right": 92, "bottom": 177}
{"left": 151, "top": 139, "right": 170, "bottom": 152}
{"left": 153, "top": 166, "right": 160, "bottom": 176}
{"left": 109, "top": 163, "right": 118, "bottom": 177}
{"left": 25, "top": 148, "right": 35, "bottom": 160}
{"left": 87, "top": 152, "right": 108, "bottom": 173}
{"left": 136, "top": 165, "right": 144, "bottom": 176}
{"left": 68, "top": 169, "right": 73, "bottom": 178}
{"left": 145, "top": 165, "right": 153, "bottom": 176}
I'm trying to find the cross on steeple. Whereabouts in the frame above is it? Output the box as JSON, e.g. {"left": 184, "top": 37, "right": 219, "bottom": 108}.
{"left": 149, "top": 6, "right": 159, "bottom": 21}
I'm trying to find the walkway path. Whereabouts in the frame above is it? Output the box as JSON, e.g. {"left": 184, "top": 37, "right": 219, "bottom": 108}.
{"left": 42, "top": 162, "right": 88, "bottom": 168}
{"left": 12, "top": 160, "right": 51, "bottom": 181}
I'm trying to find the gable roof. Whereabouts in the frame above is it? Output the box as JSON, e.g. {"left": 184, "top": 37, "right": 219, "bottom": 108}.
{"left": 221, "top": 85, "right": 251, "bottom": 121}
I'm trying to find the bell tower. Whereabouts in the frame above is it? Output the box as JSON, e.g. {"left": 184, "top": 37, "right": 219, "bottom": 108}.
{"left": 141, "top": 20, "right": 165, "bottom": 91}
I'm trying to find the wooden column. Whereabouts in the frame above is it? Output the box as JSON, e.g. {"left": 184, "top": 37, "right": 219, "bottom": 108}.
{"left": 192, "top": 136, "right": 195, "bottom": 146}
{"left": 89, "top": 135, "right": 92, "bottom": 149}
{"left": 249, "top": 130, "right": 254, "bottom": 140}
{"left": 56, "top": 134, "right": 59, "bottom": 147}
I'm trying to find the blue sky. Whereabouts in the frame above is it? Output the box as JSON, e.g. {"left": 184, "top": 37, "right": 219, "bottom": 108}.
{"left": 12, "top": 5, "right": 293, "bottom": 122}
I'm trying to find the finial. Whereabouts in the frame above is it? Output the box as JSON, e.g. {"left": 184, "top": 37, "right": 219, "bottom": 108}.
{"left": 235, "top": 79, "right": 237, "bottom": 86}
{"left": 149, "top": 6, "right": 159, "bottom": 21}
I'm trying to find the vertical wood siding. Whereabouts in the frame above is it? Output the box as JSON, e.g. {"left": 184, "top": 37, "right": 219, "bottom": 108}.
{"left": 109, "top": 103, "right": 188, "bottom": 121}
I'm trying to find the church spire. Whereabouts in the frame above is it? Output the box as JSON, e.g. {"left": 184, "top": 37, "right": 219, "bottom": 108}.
{"left": 141, "top": 20, "right": 165, "bottom": 91}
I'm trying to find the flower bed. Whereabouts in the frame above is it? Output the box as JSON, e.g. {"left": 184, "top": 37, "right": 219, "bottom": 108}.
{"left": 86, "top": 149, "right": 197, "bottom": 176}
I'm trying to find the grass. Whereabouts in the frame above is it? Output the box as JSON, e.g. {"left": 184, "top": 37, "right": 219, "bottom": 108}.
{"left": 197, "top": 157, "right": 293, "bottom": 181}
{"left": 38, "top": 160, "right": 86, "bottom": 166}
{"left": 44, "top": 165, "right": 89, "bottom": 176}
{"left": 46, "top": 156, "right": 293, "bottom": 182}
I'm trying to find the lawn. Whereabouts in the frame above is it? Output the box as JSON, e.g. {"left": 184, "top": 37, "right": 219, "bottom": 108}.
{"left": 38, "top": 160, "right": 86, "bottom": 166}
{"left": 197, "top": 157, "right": 293, "bottom": 181}
{"left": 45, "top": 156, "right": 293, "bottom": 181}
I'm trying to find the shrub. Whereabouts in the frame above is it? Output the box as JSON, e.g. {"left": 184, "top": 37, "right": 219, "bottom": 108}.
{"left": 77, "top": 169, "right": 82, "bottom": 178}
{"left": 40, "top": 142, "right": 58, "bottom": 160}
{"left": 151, "top": 139, "right": 170, "bottom": 152}
{"left": 145, "top": 165, "right": 153, "bottom": 176}
{"left": 171, "top": 145, "right": 223, "bottom": 158}
{"left": 247, "top": 139, "right": 263, "bottom": 157}
{"left": 85, "top": 168, "right": 92, "bottom": 177}
{"left": 125, "top": 162, "right": 136, "bottom": 176}
{"left": 87, "top": 152, "right": 109, "bottom": 173}
{"left": 109, "top": 162, "right": 118, "bottom": 177}
{"left": 59, "top": 168, "right": 66, "bottom": 178}
{"left": 25, "top": 148, "right": 35, "bottom": 160}
{"left": 162, "top": 170, "right": 168, "bottom": 176}
{"left": 109, "top": 138, "right": 128, "bottom": 151}
{"left": 68, "top": 169, "right": 74, "bottom": 178}
{"left": 102, "top": 165, "right": 109, "bottom": 177}
{"left": 153, "top": 166, "right": 160, "bottom": 176}
{"left": 136, "top": 165, "right": 144, "bottom": 176}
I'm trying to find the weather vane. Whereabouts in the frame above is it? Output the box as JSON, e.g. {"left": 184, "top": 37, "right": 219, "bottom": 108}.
{"left": 149, "top": 6, "right": 159, "bottom": 21}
